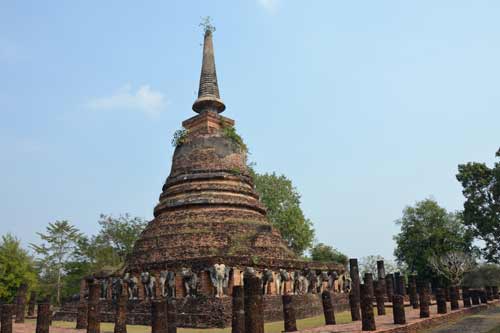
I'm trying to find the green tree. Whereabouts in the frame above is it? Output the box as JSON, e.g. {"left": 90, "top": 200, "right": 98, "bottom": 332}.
{"left": 456, "top": 148, "right": 500, "bottom": 262}
{"left": 393, "top": 198, "right": 475, "bottom": 283}
{"left": 76, "top": 214, "right": 147, "bottom": 271}
{"left": 31, "top": 221, "right": 82, "bottom": 305}
{"left": 463, "top": 263, "right": 500, "bottom": 288}
{"left": 0, "top": 234, "right": 37, "bottom": 302}
{"left": 310, "top": 243, "right": 348, "bottom": 266}
{"left": 252, "top": 172, "right": 315, "bottom": 256}
{"left": 94, "top": 214, "right": 147, "bottom": 263}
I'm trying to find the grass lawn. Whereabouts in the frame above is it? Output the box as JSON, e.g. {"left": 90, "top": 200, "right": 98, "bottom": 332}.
{"left": 38, "top": 310, "right": 352, "bottom": 333}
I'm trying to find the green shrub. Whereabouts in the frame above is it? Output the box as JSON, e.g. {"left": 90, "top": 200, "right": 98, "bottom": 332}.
{"left": 171, "top": 129, "right": 189, "bottom": 147}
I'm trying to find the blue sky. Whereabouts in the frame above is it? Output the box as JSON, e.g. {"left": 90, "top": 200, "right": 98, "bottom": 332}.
{"left": 1, "top": 1, "right": 499, "bottom": 261}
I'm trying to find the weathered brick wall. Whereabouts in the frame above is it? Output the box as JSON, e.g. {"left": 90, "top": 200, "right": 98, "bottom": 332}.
{"left": 53, "top": 293, "right": 349, "bottom": 328}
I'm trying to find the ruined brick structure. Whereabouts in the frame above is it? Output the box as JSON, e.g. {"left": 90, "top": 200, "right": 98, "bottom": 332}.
{"left": 55, "top": 26, "right": 345, "bottom": 328}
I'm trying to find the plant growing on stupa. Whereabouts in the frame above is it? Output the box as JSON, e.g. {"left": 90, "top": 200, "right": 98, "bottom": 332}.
{"left": 199, "top": 16, "right": 216, "bottom": 34}
{"left": 222, "top": 123, "right": 248, "bottom": 153}
{"left": 172, "top": 128, "right": 189, "bottom": 147}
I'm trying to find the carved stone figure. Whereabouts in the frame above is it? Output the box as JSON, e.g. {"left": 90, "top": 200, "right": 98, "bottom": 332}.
{"left": 111, "top": 277, "right": 123, "bottom": 300}
{"left": 141, "top": 272, "right": 156, "bottom": 299}
{"left": 181, "top": 267, "right": 198, "bottom": 297}
{"left": 305, "top": 269, "right": 318, "bottom": 293}
{"left": 328, "top": 271, "right": 339, "bottom": 291}
{"left": 317, "top": 271, "right": 330, "bottom": 293}
{"left": 100, "top": 279, "right": 109, "bottom": 299}
{"left": 124, "top": 273, "right": 139, "bottom": 300}
{"left": 159, "top": 270, "right": 176, "bottom": 297}
{"left": 244, "top": 267, "right": 256, "bottom": 276}
{"left": 209, "top": 263, "right": 230, "bottom": 297}
{"left": 293, "top": 270, "right": 309, "bottom": 295}
{"left": 276, "top": 269, "right": 291, "bottom": 295}
{"left": 262, "top": 269, "right": 274, "bottom": 294}
{"left": 338, "top": 273, "right": 351, "bottom": 293}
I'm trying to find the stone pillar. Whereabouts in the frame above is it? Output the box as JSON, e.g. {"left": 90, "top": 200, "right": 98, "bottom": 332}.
{"left": 166, "top": 298, "right": 177, "bottom": 333}
{"left": 480, "top": 290, "right": 488, "bottom": 304}
{"left": 449, "top": 286, "right": 459, "bottom": 310}
{"left": 493, "top": 286, "right": 499, "bottom": 299}
{"left": 462, "top": 287, "right": 471, "bottom": 308}
{"left": 418, "top": 282, "right": 430, "bottom": 318}
{"left": 376, "top": 260, "right": 387, "bottom": 298}
{"left": 36, "top": 301, "right": 51, "bottom": 333}
{"left": 349, "top": 258, "right": 361, "bottom": 321}
{"left": 15, "top": 283, "right": 28, "bottom": 323}
{"left": 87, "top": 278, "right": 100, "bottom": 333}
{"left": 244, "top": 274, "right": 264, "bottom": 333}
{"left": 107, "top": 278, "right": 113, "bottom": 300}
{"left": 76, "top": 301, "right": 88, "bottom": 329}
{"left": 444, "top": 287, "right": 450, "bottom": 302}
{"left": 231, "top": 286, "right": 245, "bottom": 333}
{"left": 408, "top": 275, "right": 419, "bottom": 309}
{"left": 471, "top": 289, "right": 480, "bottom": 305}
{"left": 394, "top": 273, "right": 405, "bottom": 296}
{"left": 392, "top": 295, "right": 406, "bottom": 325}
{"left": 114, "top": 284, "right": 127, "bottom": 333}
{"left": 282, "top": 294, "right": 297, "bottom": 332}
{"left": 28, "top": 291, "right": 37, "bottom": 317}
{"left": 436, "top": 288, "right": 447, "bottom": 314}
{"left": 374, "top": 281, "right": 385, "bottom": 316}
{"left": 385, "top": 274, "right": 394, "bottom": 300}
{"left": 76, "top": 278, "right": 88, "bottom": 329}
{"left": 151, "top": 300, "right": 167, "bottom": 333}
{"left": 321, "top": 290, "right": 336, "bottom": 325}
{"left": 486, "top": 286, "right": 493, "bottom": 301}
{"left": 360, "top": 284, "right": 376, "bottom": 331}
{"left": 363, "top": 273, "right": 374, "bottom": 300}
{"left": 1, "top": 304, "right": 14, "bottom": 333}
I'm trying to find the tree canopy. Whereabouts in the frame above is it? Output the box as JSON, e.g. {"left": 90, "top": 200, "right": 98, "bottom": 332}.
{"left": 0, "top": 234, "right": 37, "bottom": 302}
{"left": 393, "top": 198, "right": 475, "bottom": 283}
{"left": 359, "top": 255, "right": 398, "bottom": 277}
{"left": 77, "top": 214, "right": 147, "bottom": 272}
{"left": 31, "top": 220, "right": 83, "bottom": 305}
{"left": 252, "top": 171, "right": 315, "bottom": 256}
{"left": 310, "top": 243, "right": 348, "bottom": 266}
{"left": 463, "top": 263, "right": 500, "bottom": 288}
{"left": 456, "top": 148, "right": 500, "bottom": 262}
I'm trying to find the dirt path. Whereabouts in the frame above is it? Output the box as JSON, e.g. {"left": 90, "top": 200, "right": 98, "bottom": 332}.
{"left": 421, "top": 305, "right": 500, "bottom": 333}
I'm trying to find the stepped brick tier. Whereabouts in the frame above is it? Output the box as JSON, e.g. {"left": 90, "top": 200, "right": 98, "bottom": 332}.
{"left": 54, "top": 27, "right": 346, "bottom": 328}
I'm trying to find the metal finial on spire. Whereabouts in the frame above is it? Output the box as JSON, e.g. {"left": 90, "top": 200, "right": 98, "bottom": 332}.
{"left": 192, "top": 17, "right": 225, "bottom": 113}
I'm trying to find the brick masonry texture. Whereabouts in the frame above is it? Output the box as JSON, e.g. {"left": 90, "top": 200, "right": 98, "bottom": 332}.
{"left": 53, "top": 293, "right": 349, "bottom": 328}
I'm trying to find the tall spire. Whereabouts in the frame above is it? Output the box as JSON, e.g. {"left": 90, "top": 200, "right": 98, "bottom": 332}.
{"left": 192, "top": 26, "right": 226, "bottom": 113}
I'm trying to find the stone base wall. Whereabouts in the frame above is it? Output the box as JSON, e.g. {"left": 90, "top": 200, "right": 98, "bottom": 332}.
{"left": 53, "top": 293, "right": 349, "bottom": 328}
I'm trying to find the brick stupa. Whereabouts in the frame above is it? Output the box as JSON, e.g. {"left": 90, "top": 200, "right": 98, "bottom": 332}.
{"left": 54, "top": 26, "right": 346, "bottom": 329}
{"left": 126, "top": 28, "right": 302, "bottom": 274}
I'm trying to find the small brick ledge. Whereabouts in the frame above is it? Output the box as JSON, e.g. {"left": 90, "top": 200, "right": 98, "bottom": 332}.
{"left": 293, "top": 300, "right": 499, "bottom": 333}
{"left": 382, "top": 302, "right": 498, "bottom": 333}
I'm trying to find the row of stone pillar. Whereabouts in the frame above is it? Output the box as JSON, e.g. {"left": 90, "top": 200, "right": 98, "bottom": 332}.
{"left": 0, "top": 300, "right": 50, "bottom": 333}
{"left": 230, "top": 273, "right": 340, "bottom": 333}
{"left": 3, "top": 283, "right": 38, "bottom": 324}
{"left": 346, "top": 258, "right": 500, "bottom": 331}
{"left": 80, "top": 277, "right": 178, "bottom": 333}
